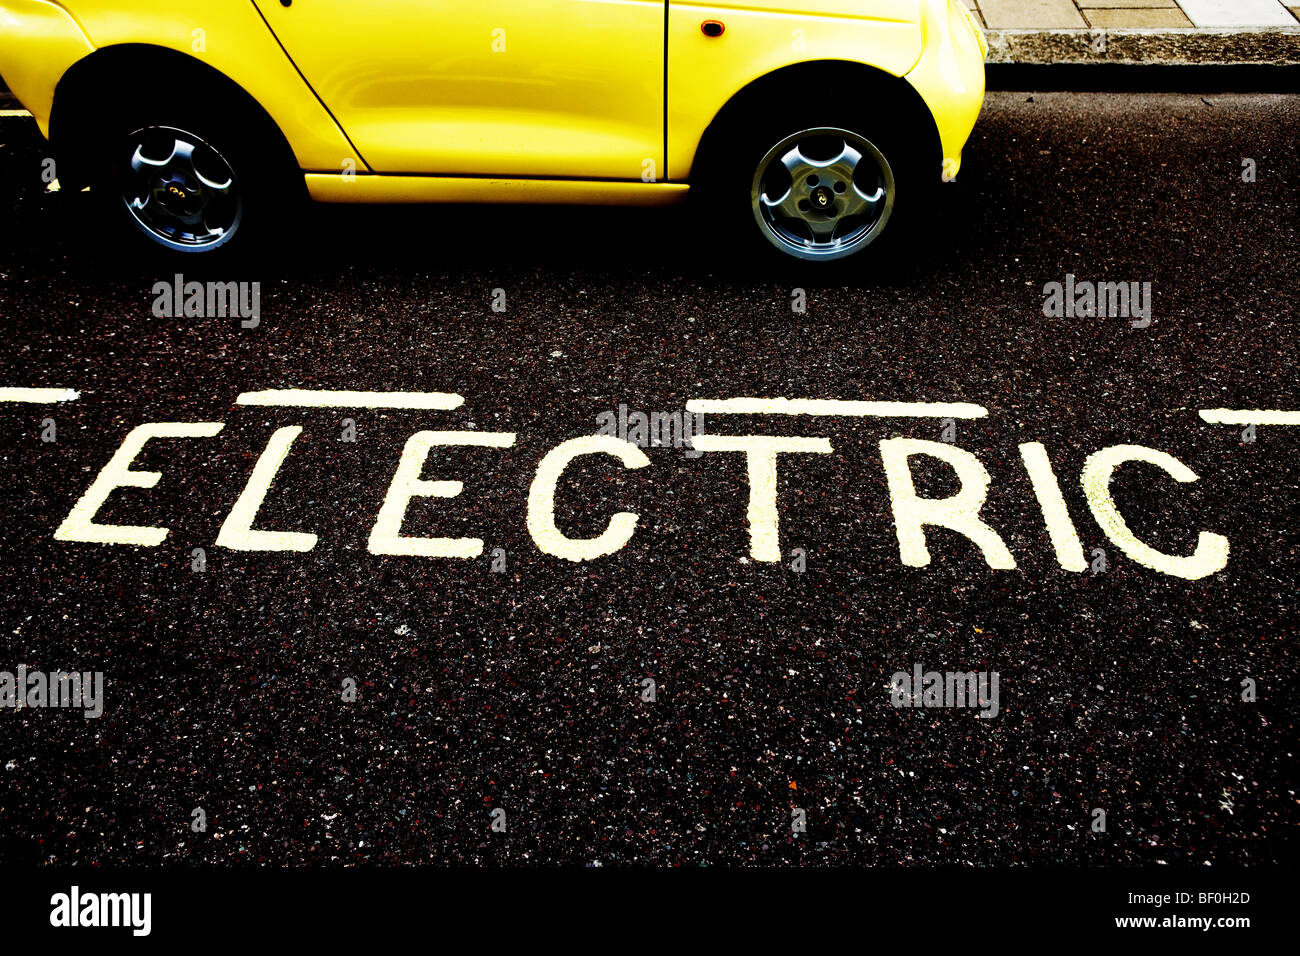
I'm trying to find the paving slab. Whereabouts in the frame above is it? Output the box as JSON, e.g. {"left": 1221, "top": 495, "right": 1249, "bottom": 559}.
{"left": 1083, "top": 8, "right": 1194, "bottom": 27}
{"left": 981, "top": 0, "right": 1089, "bottom": 28}
{"left": 1175, "top": 0, "right": 1298, "bottom": 27}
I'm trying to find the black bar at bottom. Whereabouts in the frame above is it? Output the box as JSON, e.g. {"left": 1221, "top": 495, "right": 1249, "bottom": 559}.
{"left": 0, "top": 866, "right": 1272, "bottom": 941}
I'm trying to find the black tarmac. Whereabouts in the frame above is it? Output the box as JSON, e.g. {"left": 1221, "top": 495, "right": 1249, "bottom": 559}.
{"left": 0, "top": 92, "right": 1295, "bottom": 866}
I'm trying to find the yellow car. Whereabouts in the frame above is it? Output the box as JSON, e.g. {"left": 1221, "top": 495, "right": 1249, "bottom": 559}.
{"left": 0, "top": 0, "right": 986, "bottom": 262}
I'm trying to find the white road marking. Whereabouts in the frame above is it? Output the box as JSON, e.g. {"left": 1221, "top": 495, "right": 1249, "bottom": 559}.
{"left": 0, "top": 110, "right": 32, "bottom": 118}
{"left": 1019, "top": 441, "right": 1087, "bottom": 572}
{"left": 369, "top": 430, "right": 517, "bottom": 558}
{"left": 235, "top": 389, "right": 464, "bottom": 410}
{"left": 527, "top": 435, "right": 649, "bottom": 562}
{"left": 0, "top": 387, "right": 79, "bottom": 403}
{"left": 216, "top": 426, "right": 317, "bottom": 553}
{"left": 691, "top": 435, "right": 833, "bottom": 562}
{"left": 1080, "top": 444, "right": 1229, "bottom": 581}
{"left": 1199, "top": 408, "right": 1300, "bottom": 426}
{"left": 686, "top": 398, "right": 988, "bottom": 419}
{"left": 880, "top": 438, "right": 1016, "bottom": 570}
{"left": 53, "top": 422, "right": 225, "bottom": 547}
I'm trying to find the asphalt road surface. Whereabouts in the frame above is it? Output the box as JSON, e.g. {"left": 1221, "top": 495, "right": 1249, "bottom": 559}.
{"left": 0, "top": 92, "right": 1295, "bottom": 867}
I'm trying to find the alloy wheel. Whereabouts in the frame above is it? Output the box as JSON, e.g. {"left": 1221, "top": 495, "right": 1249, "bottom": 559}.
{"left": 751, "top": 126, "right": 895, "bottom": 261}
{"left": 120, "top": 126, "right": 243, "bottom": 252}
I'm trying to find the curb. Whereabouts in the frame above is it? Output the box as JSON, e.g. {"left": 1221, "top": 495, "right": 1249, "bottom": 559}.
{"left": 985, "top": 27, "right": 1300, "bottom": 65}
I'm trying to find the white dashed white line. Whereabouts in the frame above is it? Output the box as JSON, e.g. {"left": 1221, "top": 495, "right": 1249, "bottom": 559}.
{"left": 0, "top": 387, "right": 79, "bottom": 403}
{"left": 1199, "top": 409, "right": 1300, "bottom": 426}
{"left": 684, "top": 398, "right": 988, "bottom": 418}
{"left": 234, "top": 389, "right": 464, "bottom": 410}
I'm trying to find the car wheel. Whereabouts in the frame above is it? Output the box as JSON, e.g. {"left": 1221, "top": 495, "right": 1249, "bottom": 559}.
{"left": 80, "top": 87, "right": 299, "bottom": 259}
{"left": 117, "top": 124, "right": 245, "bottom": 253}
{"left": 695, "top": 94, "right": 935, "bottom": 268}
{"left": 750, "top": 127, "right": 896, "bottom": 262}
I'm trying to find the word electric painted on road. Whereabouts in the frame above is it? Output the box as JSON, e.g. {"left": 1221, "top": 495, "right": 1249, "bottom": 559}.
{"left": 11, "top": 388, "right": 1296, "bottom": 582}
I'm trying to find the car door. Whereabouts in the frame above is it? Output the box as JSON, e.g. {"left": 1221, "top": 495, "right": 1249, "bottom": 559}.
{"left": 253, "top": 0, "right": 665, "bottom": 181}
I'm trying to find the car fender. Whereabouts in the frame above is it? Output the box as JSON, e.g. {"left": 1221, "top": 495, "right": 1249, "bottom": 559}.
{"left": 26, "top": 0, "right": 366, "bottom": 171}
{"left": 667, "top": 1, "right": 924, "bottom": 180}
{"left": 0, "top": 0, "right": 96, "bottom": 135}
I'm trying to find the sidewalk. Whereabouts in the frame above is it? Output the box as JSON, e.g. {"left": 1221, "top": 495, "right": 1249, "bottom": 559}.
{"left": 967, "top": 0, "right": 1300, "bottom": 63}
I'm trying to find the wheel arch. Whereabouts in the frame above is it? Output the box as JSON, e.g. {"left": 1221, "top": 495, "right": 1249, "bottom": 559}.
{"left": 49, "top": 44, "right": 301, "bottom": 191}
{"left": 689, "top": 59, "right": 943, "bottom": 185}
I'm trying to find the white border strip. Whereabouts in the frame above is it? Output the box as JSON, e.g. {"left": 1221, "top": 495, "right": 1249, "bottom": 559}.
{"left": 1199, "top": 408, "right": 1300, "bottom": 426}
{"left": 685, "top": 398, "right": 987, "bottom": 418}
{"left": 0, "top": 387, "right": 79, "bottom": 403}
{"left": 235, "top": 389, "right": 464, "bottom": 409}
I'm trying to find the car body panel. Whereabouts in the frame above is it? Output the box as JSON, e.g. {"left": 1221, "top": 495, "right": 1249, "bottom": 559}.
{"left": 0, "top": 0, "right": 95, "bottom": 136}
{"left": 306, "top": 173, "right": 690, "bottom": 206}
{"left": 0, "top": 0, "right": 366, "bottom": 171}
{"left": 667, "top": 1, "right": 923, "bottom": 179}
{"left": 906, "top": 0, "right": 986, "bottom": 173}
{"left": 2, "top": 0, "right": 985, "bottom": 207}
{"left": 251, "top": 0, "right": 665, "bottom": 181}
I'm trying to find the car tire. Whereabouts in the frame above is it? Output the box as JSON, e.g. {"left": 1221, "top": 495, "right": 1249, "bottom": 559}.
{"left": 694, "top": 89, "right": 938, "bottom": 269}
{"left": 83, "top": 85, "right": 301, "bottom": 260}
